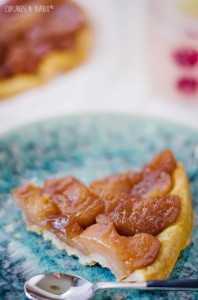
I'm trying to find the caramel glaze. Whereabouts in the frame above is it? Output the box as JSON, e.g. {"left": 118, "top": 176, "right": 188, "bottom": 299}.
{"left": 0, "top": 0, "right": 86, "bottom": 78}
{"left": 13, "top": 150, "right": 180, "bottom": 275}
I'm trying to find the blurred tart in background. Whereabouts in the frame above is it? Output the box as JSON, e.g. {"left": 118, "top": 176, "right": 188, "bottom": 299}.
{"left": 0, "top": 0, "right": 90, "bottom": 98}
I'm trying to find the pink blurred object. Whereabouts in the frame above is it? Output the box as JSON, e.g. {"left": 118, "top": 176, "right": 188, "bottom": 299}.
{"left": 148, "top": 0, "right": 198, "bottom": 100}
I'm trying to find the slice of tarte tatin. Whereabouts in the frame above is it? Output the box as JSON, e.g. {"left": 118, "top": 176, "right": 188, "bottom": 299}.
{"left": 13, "top": 150, "right": 193, "bottom": 281}
{"left": 0, "top": 0, "right": 90, "bottom": 98}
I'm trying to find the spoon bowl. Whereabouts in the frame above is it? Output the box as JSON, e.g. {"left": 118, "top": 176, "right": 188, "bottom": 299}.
{"left": 25, "top": 273, "right": 93, "bottom": 300}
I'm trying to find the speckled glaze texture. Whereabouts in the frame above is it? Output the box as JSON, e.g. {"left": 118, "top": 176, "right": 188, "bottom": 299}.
{"left": 0, "top": 114, "right": 198, "bottom": 300}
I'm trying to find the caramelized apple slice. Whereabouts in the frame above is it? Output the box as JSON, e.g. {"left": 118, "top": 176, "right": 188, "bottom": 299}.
{"left": 131, "top": 150, "right": 177, "bottom": 197}
{"left": 110, "top": 195, "right": 181, "bottom": 236}
{"left": 98, "top": 190, "right": 128, "bottom": 213}
{"left": 79, "top": 218, "right": 161, "bottom": 280}
{"left": 13, "top": 183, "right": 59, "bottom": 227}
{"left": 90, "top": 172, "right": 134, "bottom": 194}
{"left": 43, "top": 176, "right": 104, "bottom": 228}
{"left": 41, "top": 214, "right": 83, "bottom": 240}
{"left": 144, "top": 149, "right": 177, "bottom": 174}
{"left": 130, "top": 170, "right": 172, "bottom": 198}
{"left": 90, "top": 172, "right": 142, "bottom": 213}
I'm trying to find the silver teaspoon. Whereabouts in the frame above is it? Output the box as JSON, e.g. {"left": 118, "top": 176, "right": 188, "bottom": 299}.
{"left": 24, "top": 272, "right": 198, "bottom": 300}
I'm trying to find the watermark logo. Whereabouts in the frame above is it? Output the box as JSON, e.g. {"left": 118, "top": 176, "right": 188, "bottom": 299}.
{"left": 4, "top": 5, "right": 54, "bottom": 13}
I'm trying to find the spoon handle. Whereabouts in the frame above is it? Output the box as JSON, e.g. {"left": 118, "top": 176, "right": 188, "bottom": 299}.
{"left": 147, "top": 279, "right": 198, "bottom": 291}
{"left": 94, "top": 279, "right": 198, "bottom": 292}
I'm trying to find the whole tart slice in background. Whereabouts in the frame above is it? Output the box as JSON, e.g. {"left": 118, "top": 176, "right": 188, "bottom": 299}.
{"left": 0, "top": 0, "right": 90, "bottom": 98}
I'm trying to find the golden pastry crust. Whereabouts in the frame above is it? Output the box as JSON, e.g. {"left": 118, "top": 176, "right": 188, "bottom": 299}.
{"left": 125, "top": 163, "right": 193, "bottom": 281}
{"left": 0, "top": 26, "right": 90, "bottom": 98}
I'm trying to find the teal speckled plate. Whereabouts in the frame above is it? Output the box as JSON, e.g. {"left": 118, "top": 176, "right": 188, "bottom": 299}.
{"left": 1, "top": 114, "right": 198, "bottom": 300}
